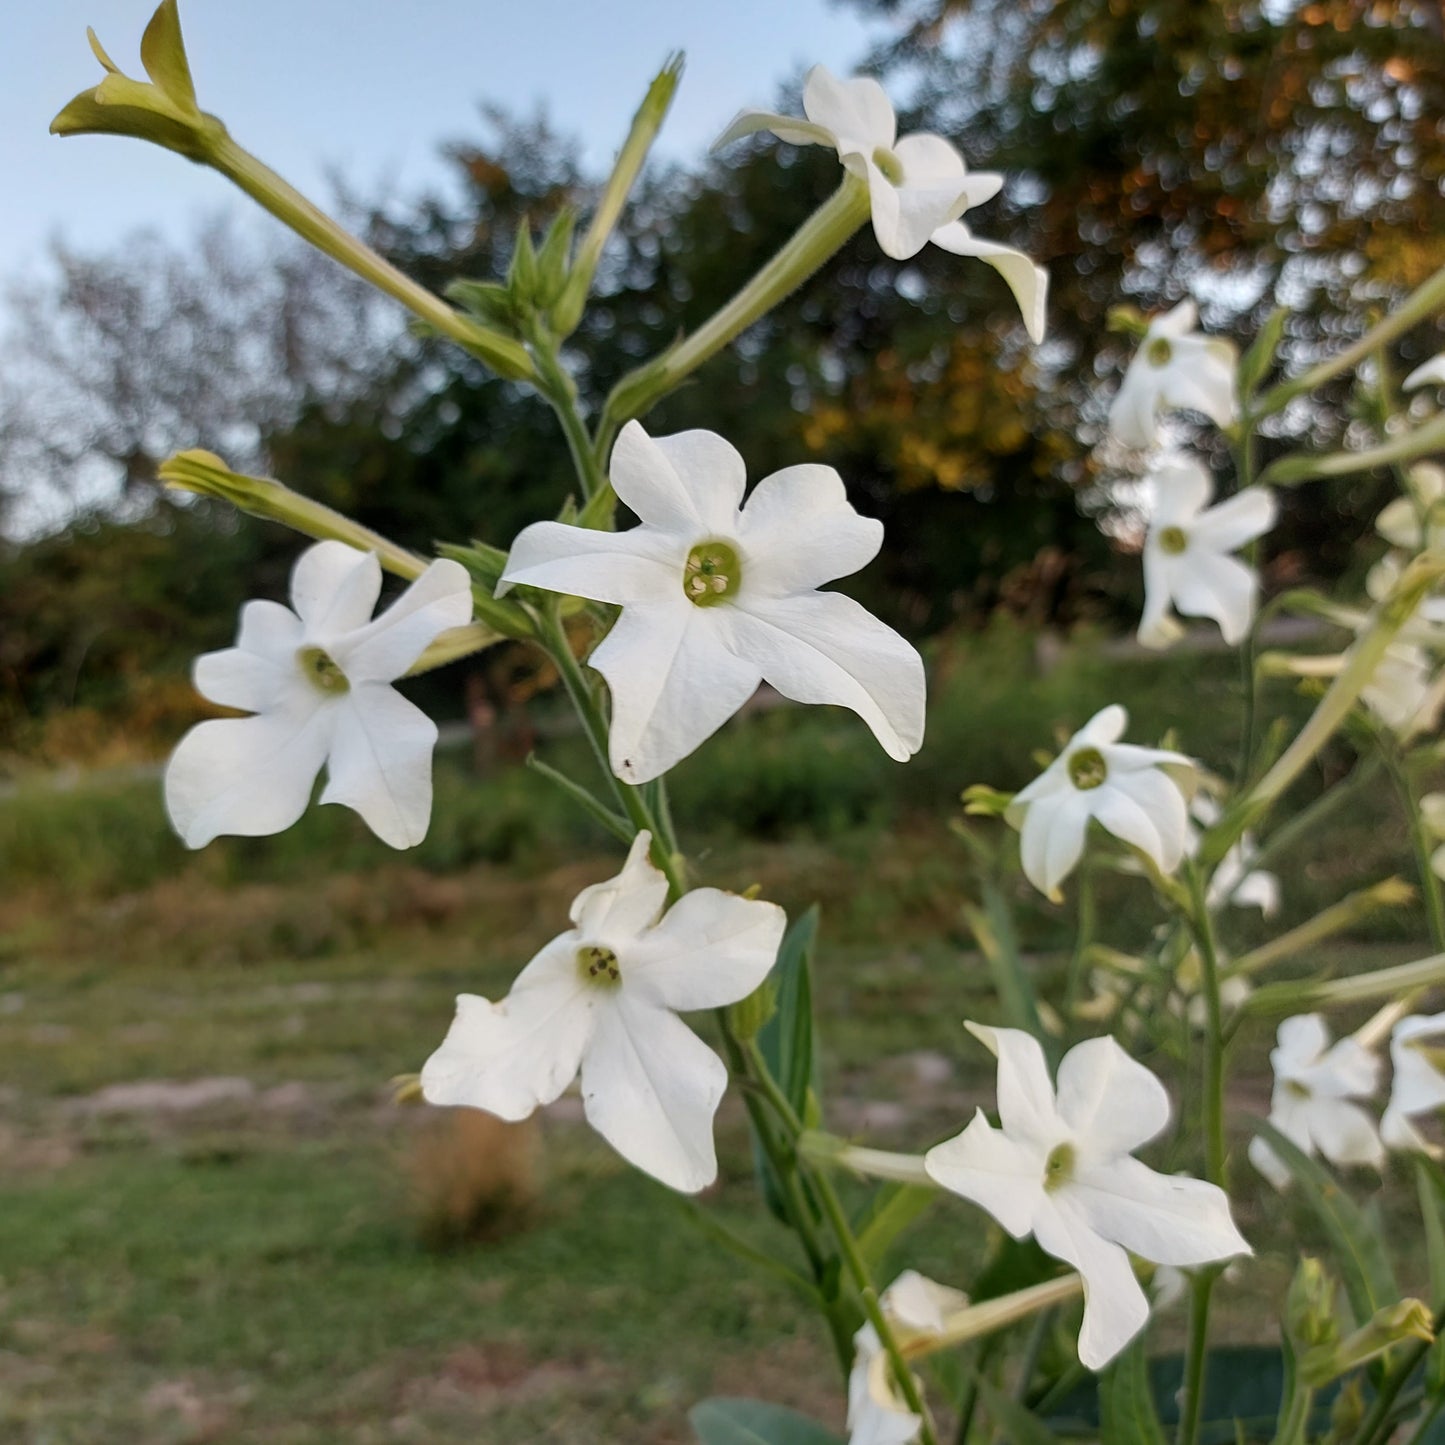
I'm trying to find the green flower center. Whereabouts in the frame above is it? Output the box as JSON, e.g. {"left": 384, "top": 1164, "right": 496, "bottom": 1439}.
{"left": 577, "top": 944, "right": 622, "bottom": 989}
{"left": 1284, "top": 1078, "right": 1312, "bottom": 1100}
{"left": 683, "top": 541, "right": 741, "bottom": 607}
{"left": 1157, "top": 525, "right": 1189, "bottom": 556}
{"left": 872, "top": 146, "right": 905, "bottom": 186}
{"left": 1043, "top": 1142, "right": 1076, "bottom": 1193}
{"left": 1146, "top": 336, "right": 1173, "bottom": 368}
{"left": 296, "top": 646, "right": 350, "bottom": 695}
{"left": 1068, "top": 746, "right": 1108, "bottom": 791}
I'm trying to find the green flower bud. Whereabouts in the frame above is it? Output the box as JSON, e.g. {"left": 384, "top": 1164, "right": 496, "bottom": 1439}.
{"left": 1285, "top": 1257, "right": 1339, "bottom": 1350}
{"left": 728, "top": 978, "right": 777, "bottom": 1042}
{"left": 1300, "top": 1298, "right": 1435, "bottom": 1386}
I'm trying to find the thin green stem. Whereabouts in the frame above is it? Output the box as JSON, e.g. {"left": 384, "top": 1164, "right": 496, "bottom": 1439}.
{"left": 531, "top": 336, "right": 608, "bottom": 502}
{"left": 1382, "top": 740, "right": 1445, "bottom": 952}
{"left": 1176, "top": 1268, "right": 1220, "bottom": 1445}
{"left": 1273, "top": 1376, "right": 1315, "bottom": 1445}
{"left": 1357, "top": 1319, "right": 1442, "bottom": 1445}
{"left": 1406, "top": 1393, "right": 1445, "bottom": 1443}
{"left": 1247, "top": 757, "right": 1382, "bottom": 880}
{"left": 1064, "top": 867, "right": 1095, "bottom": 1025}
{"left": 1232, "top": 429, "right": 1261, "bottom": 786}
{"left": 1185, "top": 868, "right": 1228, "bottom": 1186}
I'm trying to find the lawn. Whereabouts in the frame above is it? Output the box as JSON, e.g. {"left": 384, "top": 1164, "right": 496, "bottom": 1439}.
{"left": 0, "top": 631, "right": 1434, "bottom": 1442}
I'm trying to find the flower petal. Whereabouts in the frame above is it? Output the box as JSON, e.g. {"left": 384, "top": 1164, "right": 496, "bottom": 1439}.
{"left": 1149, "top": 456, "right": 1213, "bottom": 525}
{"left": 610, "top": 420, "right": 746, "bottom": 537}
{"left": 1159, "top": 337, "right": 1238, "bottom": 428}
{"left": 929, "top": 222, "right": 1048, "bottom": 342}
{"left": 1093, "top": 766, "right": 1188, "bottom": 873}
{"left": 711, "top": 108, "right": 837, "bottom": 151}
{"left": 290, "top": 541, "right": 382, "bottom": 636}
{"left": 1054, "top": 1036, "right": 1171, "bottom": 1157}
{"left": 581, "top": 996, "right": 729, "bottom": 1192}
{"left": 1247, "top": 1134, "right": 1293, "bottom": 1191}
{"left": 570, "top": 831, "right": 670, "bottom": 942}
{"left": 862, "top": 157, "right": 909, "bottom": 260}
{"left": 1032, "top": 1194, "right": 1150, "bottom": 1370}
{"left": 1274, "top": 1014, "right": 1332, "bottom": 1072}
{"left": 625, "top": 888, "right": 786, "bottom": 1012}
{"left": 1167, "top": 549, "right": 1258, "bottom": 645}
{"left": 1405, "top": 353, "right": 1445, "bottom": 391}
{"left": 1069, "top": 1156, "right": 1250, "bottom": 1267}
{"left": 164, "top": 703, "right": 333, "bottom": 848}
{"left": 1078, "top": 704, "right": 1128, "bottom": 748}
{"left": 728, "top": 591, "right": 926, "bottom": 760}
{"left": 1138, "top": 545, "right": 1184, "bottom": 650}
{"left": 318, "top": 684, "right": 438, "bottom": 848}
{"left": 331, "top": 558, "right": 473, "bottom": 683}
{"left": 193, "top": 600, "right": 303, "bottom": 711}
{"left": 923, "top": 1108, "right": 1044, "bottom": 1238}
{"left": 1155, "top": 300, "right": 1199, "bottom": 338}
{"left": 498, "top": 518, "right": 682, "bottom": 605}
{"left": 420, "top": 942, "right": 596, "bottom": 1118}
{"left": 1019, "top": 788, "right": 1091, "bottom": 898}
{"left": 737, "top": 463, "right": 883, "bottom": 594}
{"left": 592, "top": 605, "right": 762, "bottom": 784}
{"left": 1108, "top": 364, "right": 1159, "bottom": 450}
{"left": 803, "top": 65, "right": 895, "bottom": 151}
{"left": 970, "top": 1023, "right": 1066, "bottom": 1149}
{"left": 1304, "top": 1097, "right": 1385, "bottom": 1171}
{"left": 1189, "top": 488, "right": 1278, "bottom": 553}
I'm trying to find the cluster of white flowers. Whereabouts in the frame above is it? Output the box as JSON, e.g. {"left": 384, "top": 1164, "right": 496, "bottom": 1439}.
{"left": 1253, "top": 1011, "right": 1445, "bottom": 1188}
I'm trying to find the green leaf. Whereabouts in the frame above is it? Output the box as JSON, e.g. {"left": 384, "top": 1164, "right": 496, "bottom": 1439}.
{"left": 139, "top": 0, "right": 198, "bottom": 112}
{"left": 757, "top": 905, "right": 819, "bottom": 1119}
{"left": 446, "top": 280, "right": 517, "bottom": 330}
{"left": 1239, "top": 307, "right": 1287, "bottom": 396}
{"left": 962, "top": 878, "right": 1044, "bottom": 1041}
{"left": 1415, "top": 1155, "right": 1445, "bottom": 1390}
{"left": 1099, "top": 1341, "right": 1169, "bottom": 1445}
{"left": 1253, "top": 1120, "right": 1398, "bottom": 1325}
{"left": 855, "top": 1182, "right": 937, "bottom": 1272}
{"left": 973, "top": 1375, "right": 1066, "bottom": 1445}
{"left": 689, "top": 1397, "right": 845, "bottom": 1445}
{"left": 536, "top": 207, "right": 578, "bottom": 308}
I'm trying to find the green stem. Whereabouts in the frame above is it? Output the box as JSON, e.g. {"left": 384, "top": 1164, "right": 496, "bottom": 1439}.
{"left": 1246, "top": 757, "right": 1382, "bottom": 880}
{"left": 1273, "top": 1376, "right": 1315, "bottom": 1445}
{"left": 1406, "top": 1393, "right": 1445, "bottom": 1443}
{"left": 531, "top": 335, "right": 608, "bottom": 502}
{"left": 1176, "top": 1268, "right": 1219, "bottom": 1445}
{"left": 1251, "top": 261, "right": 1445, "bottom": 419}
{"left": 1185, "top": 868, "right": 1228, "bottom": 1186}
{"left": 207, "top": 133, "right": 535, "bottom": 381}
{"left": 1064, "top": 866, "right": 1096, "bottom": 1025}
{"left": 1357, "top": 1319, "right": 1442, "bottom": 1445}
{"left": 1382, "top": 740, "right": 1445, "bottom": 952}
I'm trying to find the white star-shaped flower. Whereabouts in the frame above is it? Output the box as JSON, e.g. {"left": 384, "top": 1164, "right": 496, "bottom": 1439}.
{"left": 1248, "top": 1014, "right": 1385, "bottom": 1191}
{"left": 925, "top": 1025, "right": 1250, "bottom": 1369}
{"left": 1382, "top": 1012, "right": 1445, "bottom": 1156}
{"left": 1405, "top": 353, "right": 1445, "bottom": 391}
{"left": 1109, "top": 300, "right": 1238, "bottom": 450}
{"left": 421, "top": 831, "right": 785, "bottom": 1193}
{"left": 1006, "top": 705, "right": 1193, "bottom": 900}
{"left": 1138, "top": 457, "right": 1276, "bottom": 648}
{"left": 847, "top": 1271, "right": 967, "bottom": 1445}
{"left": 714, "top": 66, "right": 1046, "bottom": 336}
{"left": 500, "top": 421, "right": 925, "bottom": 784}
{"left": 165, "top": 541, "right": 472, "bottom": 849}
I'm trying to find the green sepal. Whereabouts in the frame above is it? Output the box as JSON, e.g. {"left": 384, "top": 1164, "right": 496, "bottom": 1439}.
{"left": 507, "top": 222, "right": 540, "bottom": 305}
{"left": 436, "top": 539, "right": 511, "bottom": 591}
{"left": 446, "top": 279, "right": 518, "bottom": 331}
{"left": 536, "top": 207, "right": 578, "bottom": 310}
{"left": 139, "top": 0, "right": 199, "bottom": 113}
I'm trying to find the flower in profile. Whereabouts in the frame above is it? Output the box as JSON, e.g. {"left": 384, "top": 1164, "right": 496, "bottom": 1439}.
{"left": 714, "top": 66, "right": 1046, "bottom": 337}
{"left": 500, "top": 421, "right": 925, "bottom": 784}
{"left": 1374, "top": 463, "right": 1445, "bottom": 552}
{"left": 1248, "top": 1015, "right": 1385, "bottom": 1190}
{"left": 1187, "top": 795, "right": 1280, "bottom": 916}
{"left": 421, "top": 832, "right": 785, "bottom": 1193}
{"left": 1361, "top": 640, "right": 1442, "bottom": 736}
{"left": 1006, "top": 705, "right": 1193, "bottom": 900}
{"left": 1109, "top": 301, "right": 1238, "bottom": 449}
{"left": 165, "top": 541, "right": 472, "bottom": 849}
{"left": 925, "top": 1025, "right": 1250, "bottom": 1369}
{"left": 848, "top": 1271, "right": 967, "bottom": 1445}
{"left": 1381, "top": 1012, "right": 1445, "bottom": 1156}
{"left": 1138, "top": 457, "right": 1276, "bottom": 648}
{"left": 1405, "top": 354, "right": 1445, "bottom": 391}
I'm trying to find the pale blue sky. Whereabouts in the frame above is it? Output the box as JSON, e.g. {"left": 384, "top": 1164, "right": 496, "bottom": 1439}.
{"left": 2, "top": 0, "right": 885, "bottom": 280}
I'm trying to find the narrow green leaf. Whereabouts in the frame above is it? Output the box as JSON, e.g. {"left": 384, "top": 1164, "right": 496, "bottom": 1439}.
{"left": 855, "top": 1182, "right": 937, "bottom": 1271}
{"left": 1239, "top": 307, "right": 1287, "bottom": 396}
{"left": 973, "top": 1374, "right": 1066, "bottom": 1445}
{"left": 757, "top": 905, "right": 819, "bottom": 1119}
{"left": 1099, "top": 1342, "right": 1169, "bottom": 1445}
{"left": 689, "top": 1397, "right": 845, "bottom": 1445}
{"left": 1415, "top": 1155, "right": 1445, "bottom": 1389}
{"left": 1253, "top": 1121, "right": 1398, "bottom": 1325}
{"left": 962, "top": 878, "right": 1044, "bottom": 1040}
{"left": 139, "top": 0, "right": 198, "bottom": 111}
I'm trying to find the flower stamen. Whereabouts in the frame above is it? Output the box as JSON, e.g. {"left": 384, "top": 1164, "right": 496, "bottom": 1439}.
{"left": 577, "top": 943, "right": 622, "bottom": 989}
{"left": 296, "top": 646, "right": 350, "bottom": 695}
{"left": 1157, "top": 525, "right": 1189, "bottom": 556}
{"left": 1067, "top": 746, "right": 1108, "bottom": 791}
{"left": 683, "top": 540, "right": 742, "bottom": 607}
{"left": 1146, "top": 336, "right": 1173, "bottom": 368}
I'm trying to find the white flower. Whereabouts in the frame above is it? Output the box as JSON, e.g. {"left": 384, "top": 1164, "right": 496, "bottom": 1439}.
{"left": 165, "top": 542, "right": 472, "bottom": 849}
{"left": 1138, "top": 457, "right": 1276, "bottom": 648}
{"left": 1187, "top": 795, "right": 1280, "bottom": 917}
{"left": 1109, "top": 300, "right": 1238, "bottom": 450}
{"left": 1421, "top": 794, "right": 1445, "bottom": 881}
{"left": 1405, "top": 353, "right": 1445, "bottom": 391}
{"left": 1248, "top": 1015, "right": 1385, "bottom": 1191}
{"left": 420, "top": 832, "right": 785, "bottom": 1193}
{"left": 1006, "top": 705, "right": 1193, "bottom": 900}
{"left": 714, "top": 66, "right": 1047, "bottom": 337}
{"left": 1382, "top": 1012, "right": 1445, "bottom": 1156}
{"left": 500, "top": 421, "right": 925, "bottom": 784}
{"left": 1361, "top": 641, "right": 1442, "bottom": 735}
{"left": 1374, "top": 463, "right": 1445, "bottom": 551}
{"left": 848, "top": 1271, "right": 967, "bottom": 1445}
{"left": 924, "top": 1025, "right": 1250, "bottom": 1369}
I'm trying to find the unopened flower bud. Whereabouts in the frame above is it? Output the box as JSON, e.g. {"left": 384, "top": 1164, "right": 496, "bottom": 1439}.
{"left": 1285, "top": 1257, "right": 1339, "bottom": 1350}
